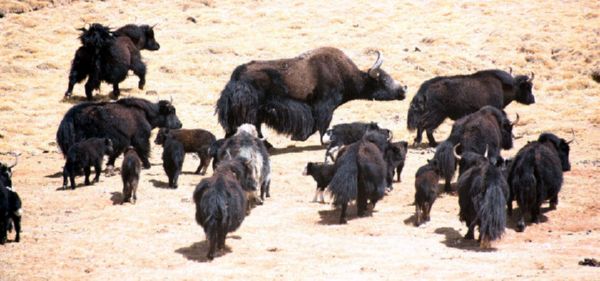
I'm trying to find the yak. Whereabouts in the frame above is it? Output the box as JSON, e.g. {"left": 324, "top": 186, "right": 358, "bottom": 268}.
{"left": 121, "top": 146, "right": 141, "bottom": 204}
{"left": 457, "top": 151, "right": 509, "bottom": 248}
{"left": 407, "top": 69, "right": 534, "bottom": 147}
{"left": 161, "top": 135, "right": 185, "bottom": 189}
{"left": 154, "top": 128, "right": 216, "bottom": 175}
{"left": 57, "top": 97, "right": 182, "bottom": 174}
{"left": 0, "top": 154, "right": 21, "bottom": 245}
{"left": 508, "top": 132, "right": 572, "bottom": 232}
{"left": 193, "top": 157, "right": 256, "bottom": 260}
{"left": 113, "top": 24, "right": 160, "bottom": 51}
{"left": 216, "top": 124, "right": 271, "bottom": 204}
{"left": 414, "top": 159, "right": 440, "bottom": 226}
{"left": 216, "top": 47, "right": 406, "bottom": 146}
{"left": 62, "top": 138, "right": 114, "bottom": 190}
{"left": 64, "top": 23, "right": 158, "bottom": 100}
{"left": 432, "top": 106, "right": 517, "bottom": 193}
{"left": 303, "top": 162, "right": 335, "bottom": 203}
{"left": 321, "top": 122, "right": 392, "bottom": 163}
{"left": 385, "top": 141, "right": 408, "bottom": 187}
{"left": 328, "top": 130, "right": 388, "bottom": 224}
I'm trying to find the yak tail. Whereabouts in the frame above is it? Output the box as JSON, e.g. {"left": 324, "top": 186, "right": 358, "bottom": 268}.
{"left": 433, "top": 141, "right": 457, "bottom": 182}
{"left": 56, "top": 102, "right": 97, "bottom": 156}
{"left": 215, "top": 78, "right": 260, "bottom": 136}
{"left": 197, "top": 186, "right": 228, "bottom": 239}
{"left": 328, "top": 148, "right": 358, "bottom": 206}
{"left": 478, "top": 168, "right": 507, "bottom": 244}
{"left": 261, "top": 96, "right": 315, "bottom": 141}
{"left": 79, "top": 23, "right": 114, "bottom": 50}
{"left": 511, "top": 149, "right": 538, "bottom": 211}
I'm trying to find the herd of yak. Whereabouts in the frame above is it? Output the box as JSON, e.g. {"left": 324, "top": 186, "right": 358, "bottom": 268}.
{"left": 0, "top": 23, "right": 573, "bottom": 260}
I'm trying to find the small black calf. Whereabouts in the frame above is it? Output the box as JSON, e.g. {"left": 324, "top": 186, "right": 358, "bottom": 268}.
{"left": 414, "top": 159, "right": 440, "bottom": 226}
{"left": 303, "top": 162, "right": 335, "bottom": 203}
{"left": 385, "top": 141, "right": 408, "bottom": 189}
{"left": 121, "top": 147, "right": 141, "bottom": 203}
{"left": 161, "top": 136, "right": 185, "bottom": 188}
{"left": 63, "top": 138, "right": 113, "bottom": 190}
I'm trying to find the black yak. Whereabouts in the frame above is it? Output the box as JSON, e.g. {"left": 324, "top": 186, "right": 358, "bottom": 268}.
{"left": 113, "top": 24, "right": 160, "bottom": 51}
{"left": 154, "top": 128, "right": 216, "bottom": 175}
{"left": 57, "top": 97, "right": 182, "bottom": 173}
{"left": 62, "top": 138, "right": 114, "bottom": 190}
{"left": 385, "top": 141, "right": 408, "bottom": 187}
{"left": 161, "top": 136, "right": 185, "bottom": 189}
{"left": 328, "top": 130, "right": 388, "bottom": 224}
{"left": 457, "top": 151, "right": 509, "bottom": 248}
{"left": 303, "top": 162, "right": 335, "bottom": 203}
{"left": 321, "top": 122, "right": 392, "bottom": 163}
{"left": 64, "top": 23, "right": 157, "bottom": 100}
{"left": 216, "top": 47, "right": 406, "bottom": 146}
{"left": 414, "top": 159, "right": 440, "bottom": 226}
{"left": 508, "top": 133, "right": 572, "bottom": 232}
{"left": 209, "top": 138, "right": 226, "bottom": 171}
{"left": 432, "top": 106, "right": 517, "bottom": 193}
{"left": 121, "top": 146, "right": 141, "bottom": 203}
{"left": 216, "top": 124, "right": 271, "bottom": 204}
{"left": 407, "top": 69, "right": 534, "bottom": 147}
{"left": 0, "top": 154, "right": 21, "bottom": 245}
{"left": 193, "top": 158, "right": 256, "bottom": 260}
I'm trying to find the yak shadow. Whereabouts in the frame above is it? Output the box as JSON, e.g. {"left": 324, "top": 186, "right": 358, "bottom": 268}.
{"left": 60, "top": 93, "right": 114, "bottom": 104}
{"left": 55, "top": 182, "right": 96, "bottom": 191}
{"left": 110, "top": 192, "right": 123, "bottom": 205}
{"left": 434, "top": 227, "right": 497, "bottom": 252}
{"left": 175, "top": 240, "right": 232, "bottom": 263}
{"left": 45, "top": 171, "right": 64, "bottom": 178}
{"left": 505, "top": 206, "right": 549, "bottom": 231}
{"left": 317, "top": 205, "right": 376, "bottom": 225}
{"left": 149, "top": 179, "right": 171, "bottom": 189}
{"left": 403, "top": 213, "right": 418, "bottom": 226}
{"left": 270, "top": 144, "right": 324, "bottom": 156}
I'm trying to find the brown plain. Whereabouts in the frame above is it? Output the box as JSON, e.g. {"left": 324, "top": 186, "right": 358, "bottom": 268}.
{"left": 0, "top": 0, "right": 599, "bottom": 280}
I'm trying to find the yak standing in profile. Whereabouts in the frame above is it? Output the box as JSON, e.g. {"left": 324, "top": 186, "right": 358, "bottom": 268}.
{"left": 0, "top": 154, "right": 21, "bottom": 245}
{"left": 56, "top": 97, "right": 182, "bottom": 173}
{"left": 407, "top": 69, "right": 534, "bottom": 147}
{"left": 216, "top": 47, "right": 406, "bottom": 146}
{"left": 64, "top": 23, "right": 160, "bottom": 100}
{"left": 508, "top": 133, "right": 572, "bottom": 232}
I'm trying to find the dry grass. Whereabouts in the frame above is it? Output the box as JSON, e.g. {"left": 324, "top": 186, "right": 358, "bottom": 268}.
{"left": 0, "top": 0, "right": 599, "bottom": 280}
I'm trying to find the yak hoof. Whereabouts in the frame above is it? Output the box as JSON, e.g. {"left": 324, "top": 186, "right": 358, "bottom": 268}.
{"left": 549, "top": 203, "right": 557, "bottom": 210}
{"left": 480, "top": 238, "right": 491, "bottom": 249}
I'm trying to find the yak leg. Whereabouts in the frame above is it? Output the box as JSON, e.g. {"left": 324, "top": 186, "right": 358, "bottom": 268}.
{"left": 313, "top": 100, "right": 337, "bottom": 145}
{"left": 549, "top": 195, "right": 558, "bottom": 210}
{"left": 424, "top": 202, "right": 431, "bottom": 222}
{"left": 415, "top": 205, "right": 422, "bottom": 226}
{"left": 62, "top": 166, "right": 69, "bottom": 189}
{"left": 0, "top": 216, "right": 8, "bottom": 244}
{"left": 426, "top": 129, "right": 438, "bottom": 147}
{"left": 444, "top": 176, "right": 453, "bottom": 193}
{"left": 132, "top": 179, "right": 138, "bottom": 203}
{"left": 12, "top": 214, "right": 20, "bottom": 243}
{"left": 132, "top": 136, "right": 151, "bottom": 169}
{"left": 414, "top": 127, "right": 424, "bottom": 147}
{"left": 131, "top": 56, "right": 147, "bottom": 90}
{"left": 65, "top": 48, "right": 90, "bottom": 98}
{"left": 111, "top": 83, "right": 121, "bottom": 100}
{"left": 516, "top": 207, "right": 527, "bottom": 232}
{"left": 531, "top": 205, "right": 541, "bottom": 224}
{"left": 356, "top": 187, "right": 368, "bottom": 218}
{"left": 396, "top": 165, "right": 404, "bottom": 182}
{"left": 207, "top": 237, "right": 217, "bottom": 261}
{"left": 339, "top": 202, "right": 348, "bottom": 224}
{"left": 421, "top": 112, "right": 446, "bottom": 147}
{"left": 507, "top": 191, "right": 514, "bottom": 216}
{"left": 84, "top": 77, "right": 100, "bottom": 101}
{"left": 83, "top": 166, "right": 92, "bottom": 185}
{"left": 93, "top": 160, "right": 102, "bottom": 183}
{"left": 464, "top": 221, "right": 475, "bottom": 240}
{"left": 173, "top": 171, "right": 180, "bottom": 189}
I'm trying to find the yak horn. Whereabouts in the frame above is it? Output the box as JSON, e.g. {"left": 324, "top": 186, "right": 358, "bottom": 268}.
{"left": 512, "top": 113, "right": 520, "bottom": 126}
{"left": 387, "top": 130, "right": 393, "bottom": 141}
{"left": 484, "top": 145, "right": 489, "bottom": 158}
{"left": 453, "top": 144, "right": 461, "bottom": 160}
{"left": 508, "top": 67, "right": 513, "bottom": 75}
{"left": 8, "top": 152, "right": 18, "bottom": 169}
{"left": 528, "top": 72, "right": 535, "bottom": 82}
{"left": 368, "top": 50, "right": 384, "bottom": 78}
{"left": 566, "top": 129, "right": 576, "bottom": 144}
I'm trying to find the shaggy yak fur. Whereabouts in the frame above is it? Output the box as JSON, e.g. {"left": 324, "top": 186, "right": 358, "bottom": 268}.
{"left": 432, "top": 106, "right": 517, "bottom": 193}
{"left": 216, "top": 47, "right": 406, "bottom": 145}
{"left": 328, "top": 130, "right": 389, "bottom": 224}
{"left": 209, "top": 138, "right": 227, "bottom": 171}
{"left": 62, "top": 138, "right": 114, "bottom": 190}
{"left": 121, "top": 146, "right": 141, "bottom": 203}
{"left": 321, "top": 122, "right": 392, "bottom": 163}
{"left": 0, "top": 155, "right": 21, "bottom": 245}
{"left": 161, "top": 136, "right": 185, "bottom": 189}
{"left": 154, "top": 128, "right": 216, "bottom": 175}
{"left": 407, "top": 69, "right": 534, "bottom": 147}
{"left": 216, "top": 124, "right": 271, "bottom": 204}
{"left": 303, "top": 162, "right": 336, "bottom": 203}
{"left": 385, "top": 141, "right": 408, "bottom": 187}
{"left": 414, "top": 159, "right": 440, "bottom": 226}
{"left": 64, "top": 23, "right": 159, "bottom": 100}
{"left": 507, "top": 133, "right": 571, "bottom": 232}
{"left": 193, "top": 158, "right": 256, "bottom": 260}
{"left": 457, "top": 152, "right": 509, "bottom": 248}
{"left": 57, "top": 97, "right": 182, "bottom": 172}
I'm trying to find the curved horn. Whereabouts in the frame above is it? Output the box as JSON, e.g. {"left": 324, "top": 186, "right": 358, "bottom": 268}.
{"left": 566, "top": 129, "right": 576, "bottom": 144}
{"left": 511, "top": 113, "right": 520, "bottom": 126}
{"left": 8, "top": 152, "right": 18, "bottom": 169}
{"left": 453, "top": 144, "right": 462, "bottom": 160}
{"left": 368, "top": 50, "right": 384, "bottom": 78}
{"left": 508, "top": 67, "right": 513, "bottom": 75}
{"left": 151, "top": 23, "right": 158, "bottom": 29}
{"left": 484, "top": 145, "right": 489, "bottom": 158}
{"left": 169, "top": 95, "right": 173, "bottom": 103}
{"left": 387, "top": 130, "right": 393, "bottom": 141}
{"left": 528, "top": 72, "right": 535, "bottom": 82}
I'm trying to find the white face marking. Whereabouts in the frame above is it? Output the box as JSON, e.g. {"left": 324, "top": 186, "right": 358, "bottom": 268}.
{"left": 322, "top": 131, "right": 332, "bottom": 144}
{"left": 236, "top": 124, "right": 259, "bottom": 137}
{"left": 15, "top": 208, "right": 22, "bottom": 217}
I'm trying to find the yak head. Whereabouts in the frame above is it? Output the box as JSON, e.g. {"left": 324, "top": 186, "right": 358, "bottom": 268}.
{"left": 363, "top": 51, "right": 407, "bottom": 101}
{"left": 157, "top": 100, "right": 183, "bottom": 129}
{"left": 513, "top": 73, "right": 535, "bottom": 105}
{"left": 79, "top": 23, "right": 114, "bottom": 50}
{"left": 0, "top": 153, "right": 18, "bottom": 188}
{"left": 141, "top": 24, "right": 160, "bottom": 51}
{"left": 538, "top": 132, "right": 572, "bottom": 171}
{"left": 454, "top": 143, "right": 487, "bottom": 177}
{"left": 426, "top": 158, "right": 441, "bottom": 174}
{"left": 154, "top": 128, "right": 170, "bottom": 145}
{"left": 500, "top": 112, "right": 520, "bottom": 150}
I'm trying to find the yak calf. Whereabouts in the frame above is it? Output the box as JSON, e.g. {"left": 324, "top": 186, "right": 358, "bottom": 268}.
{"left": 121, "top": 147, "right": 141, "bottom": 204}
{"left": 63, "top": 138, "right": 113, "bottom": 190}
{"left": 155, "top": 128, "right": 216, "bottom": 175}
{"left": 414, "top": 159, "right": 440, "bottom": 226}
{"left": 161, "top": 136, "right": 185, "bottom": 189}
{"left": 303, "top": 162, "right": 335, "bottom": 203}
